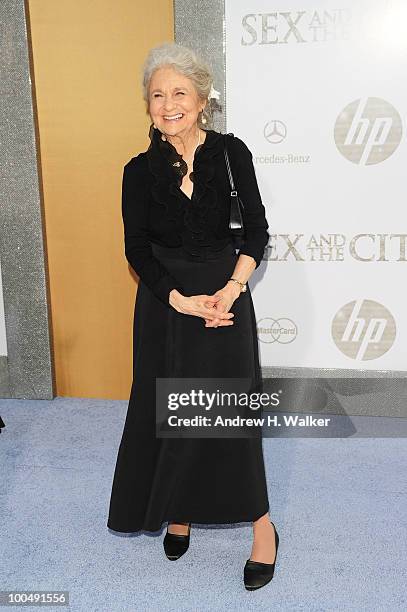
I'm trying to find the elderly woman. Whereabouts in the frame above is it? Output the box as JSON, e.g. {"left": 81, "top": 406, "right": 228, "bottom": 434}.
{"left": 107, "top": 42, "right": 279, "bottom": 591}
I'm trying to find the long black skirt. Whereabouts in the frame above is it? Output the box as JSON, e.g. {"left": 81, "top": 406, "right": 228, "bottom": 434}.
{"left": 107, "top": 241, "right": 270, "bottom": 533}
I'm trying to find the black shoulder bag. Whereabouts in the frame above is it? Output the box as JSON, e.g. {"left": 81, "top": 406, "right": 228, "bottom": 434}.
{"left": 223, "top": 133, "right": 245, "bottom": 248}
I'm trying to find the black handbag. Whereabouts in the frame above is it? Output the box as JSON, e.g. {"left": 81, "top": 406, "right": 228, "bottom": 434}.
{"left": 223, "top": 133, "right": 245, "bottom": 240}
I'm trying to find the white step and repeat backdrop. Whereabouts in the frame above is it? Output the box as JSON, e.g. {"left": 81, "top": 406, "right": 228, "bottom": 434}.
{"left": 225, "top": 0, "right": 407, "bottom": 372}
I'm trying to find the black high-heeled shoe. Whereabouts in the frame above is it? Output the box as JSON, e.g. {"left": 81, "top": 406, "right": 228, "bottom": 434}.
{"left": 244, "top": 521, "right": 279, "bottom": 591}
{"left": 163, "top": 522, "right": 191, "bottom": 561}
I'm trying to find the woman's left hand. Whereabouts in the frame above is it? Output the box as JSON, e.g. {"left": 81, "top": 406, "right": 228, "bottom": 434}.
{"left": 204, "top": 282, "right": 241, "bottom": 328}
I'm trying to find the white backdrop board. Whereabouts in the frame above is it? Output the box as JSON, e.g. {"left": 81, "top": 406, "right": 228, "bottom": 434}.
{"left": 225, "top": 0, "right": 407, "bottom": 372}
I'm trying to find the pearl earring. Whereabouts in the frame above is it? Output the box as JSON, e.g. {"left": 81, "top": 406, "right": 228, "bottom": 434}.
{"left": 201, "top": 111, "right": 207, "bottom": 125}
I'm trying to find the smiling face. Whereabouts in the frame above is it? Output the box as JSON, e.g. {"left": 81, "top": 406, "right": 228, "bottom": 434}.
{"left": 148, "top": 66, "right": 206, "bottom": 138}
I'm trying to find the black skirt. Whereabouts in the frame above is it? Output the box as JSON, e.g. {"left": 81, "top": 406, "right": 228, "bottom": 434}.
{"left": 107, "top": 241, "right": 270, "bottom": 533}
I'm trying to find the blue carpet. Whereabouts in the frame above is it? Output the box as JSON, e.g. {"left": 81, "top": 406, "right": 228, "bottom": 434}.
{"left": 0, "top": 397, "right": 406, "bottom": 611}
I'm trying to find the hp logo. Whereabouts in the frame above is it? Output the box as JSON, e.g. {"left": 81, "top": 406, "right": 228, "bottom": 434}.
{"left": 332, "top": 299, "right": 396, "bottom": 361}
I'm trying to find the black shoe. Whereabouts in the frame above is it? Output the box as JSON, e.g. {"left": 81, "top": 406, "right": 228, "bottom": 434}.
{"left": 244, "top": 521, "right": 279, "bottom": 591}
{"left": 163, "top": 522, "right": 191, "bottom": 561}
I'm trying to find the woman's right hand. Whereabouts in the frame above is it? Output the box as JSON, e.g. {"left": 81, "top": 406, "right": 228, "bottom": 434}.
{"left": 169, "top": 289, "right": 234, "bottom": 325}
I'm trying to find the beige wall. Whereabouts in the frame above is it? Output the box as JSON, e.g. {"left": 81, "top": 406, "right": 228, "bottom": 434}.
{"left": 26, "top": 0, "right": 174, "bottom": 398}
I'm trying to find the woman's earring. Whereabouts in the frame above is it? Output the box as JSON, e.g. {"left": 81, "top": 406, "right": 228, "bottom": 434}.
{"left": 201, "top": 111, "right": 207, "bottom": 125}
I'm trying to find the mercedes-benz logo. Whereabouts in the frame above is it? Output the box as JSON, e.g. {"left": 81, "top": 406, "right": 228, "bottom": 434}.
{"left": 264, "top": 121, "right": 287, "bottom": 144}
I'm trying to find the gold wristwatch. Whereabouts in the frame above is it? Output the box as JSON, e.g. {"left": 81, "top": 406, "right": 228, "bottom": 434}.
{"left": 228, "top": 277, "right": 247, "bottom": 293}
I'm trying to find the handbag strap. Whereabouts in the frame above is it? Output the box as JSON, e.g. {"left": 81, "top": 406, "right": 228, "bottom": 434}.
{"left": 223, "top": 133, "right": 237, "bottom": 195}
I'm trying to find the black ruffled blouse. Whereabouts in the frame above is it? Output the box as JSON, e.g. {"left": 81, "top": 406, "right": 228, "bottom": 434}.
{"left": 121, "top": 123, "right": 270, "bottom": 304}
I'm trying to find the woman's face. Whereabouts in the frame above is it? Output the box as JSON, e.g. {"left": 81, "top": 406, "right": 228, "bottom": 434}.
{"left": 148, "top": 66, "right": 205, "bottom": 138}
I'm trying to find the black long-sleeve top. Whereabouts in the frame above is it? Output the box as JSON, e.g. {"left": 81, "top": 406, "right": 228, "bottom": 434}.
{"left": 121, "top": 124, "right": 270, "bottom": 305}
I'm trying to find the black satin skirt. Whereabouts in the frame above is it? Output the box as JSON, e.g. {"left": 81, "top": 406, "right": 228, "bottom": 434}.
{"left": 107, "top": 241, "right": 270, "bottom": 533}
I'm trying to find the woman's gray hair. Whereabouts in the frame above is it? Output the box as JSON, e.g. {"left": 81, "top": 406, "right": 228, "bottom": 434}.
{"left": 141, "top": 42, "right": 217, "bottom": 129}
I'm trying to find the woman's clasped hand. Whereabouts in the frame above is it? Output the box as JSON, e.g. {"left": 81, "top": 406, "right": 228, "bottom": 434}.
{"left": 169, "top": 283, "right": 241, "bottom": 328}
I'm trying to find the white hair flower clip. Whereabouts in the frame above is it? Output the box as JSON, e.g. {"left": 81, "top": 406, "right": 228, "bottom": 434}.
{"left": 208, "top": 83, "right": 221, "bottom": 100}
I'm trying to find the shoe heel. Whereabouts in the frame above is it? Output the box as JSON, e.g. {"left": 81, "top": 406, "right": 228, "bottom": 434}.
{"left": 273, "top": 523, "right": 279, "bottom": 562}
